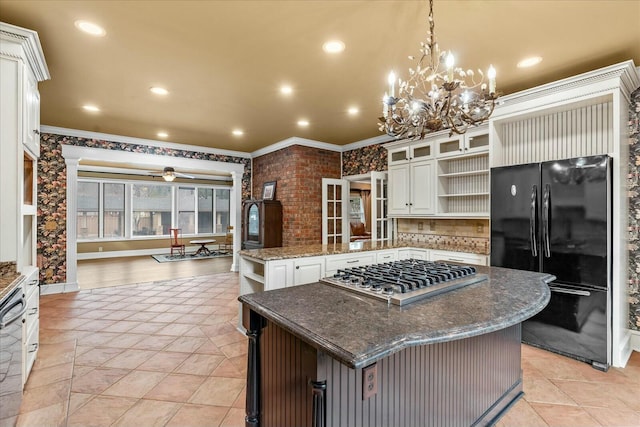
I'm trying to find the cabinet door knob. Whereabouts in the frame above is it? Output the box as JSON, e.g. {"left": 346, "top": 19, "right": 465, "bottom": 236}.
{"left": 459, "top": 148, "right": 463, "bottom": 151}
{"left": 405, "top": 203, "right": 409, "bottom": 206}
{"left": 296, "top": 266, "right": 300, "bottom": 270}
{"left": 33, "top": 129, "right": 40, "bottom": 135}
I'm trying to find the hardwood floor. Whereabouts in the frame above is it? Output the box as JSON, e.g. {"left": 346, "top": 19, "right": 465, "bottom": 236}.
{"left": 77, "top": 256, "right": 233, "bottom": 290}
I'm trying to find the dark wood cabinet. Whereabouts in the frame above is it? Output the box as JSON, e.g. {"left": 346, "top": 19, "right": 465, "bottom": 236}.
{"left": 242, "top": 200, "right": 283, "bottom": 249}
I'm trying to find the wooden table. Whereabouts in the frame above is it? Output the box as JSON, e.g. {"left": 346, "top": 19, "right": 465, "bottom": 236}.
{"left": 189, "top": 239, "right": 216, "bottom": 256}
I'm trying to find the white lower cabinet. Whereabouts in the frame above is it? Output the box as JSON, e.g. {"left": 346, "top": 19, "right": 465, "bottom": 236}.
{"left": 265, "top": 260, "right": 294, "bottom": 290}
{"left": 398, "top": 248, "right": 429, "bottom": 260}
{"left": 429, "top": 250, "right": 488, "bottom": 266}
{"left": 375, "top": 250, "right": 398, "bottom": 263}
{"left": 21, "top": 267, "right": 39, "bottom": 386}
{"left": 293, "top": 256, "right": 325, "bottom": 286}
{"left": 325, "top": 252, "right": 376, "bottom": 276}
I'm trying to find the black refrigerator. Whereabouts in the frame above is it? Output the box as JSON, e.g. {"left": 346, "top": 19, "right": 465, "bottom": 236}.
{"left": 490, "top": 155, "right": 611, "bottom": 370}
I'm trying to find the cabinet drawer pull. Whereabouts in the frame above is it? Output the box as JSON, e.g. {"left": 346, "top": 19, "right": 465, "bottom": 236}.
{"left": 446, "top": 257, "right": 465, "bottom": 263}
{"left": 29, "top": 343, "right": 39, "bottom": 353}
{"left": 33, "top": 129, "right": 40, "bottom": 135}
{"left": 29, "top": 307, "right": 38, "bottom": 315}
{"left": 28, "top": 280, "right": 38, "bottom": 287}
{"left": 346, "top": 260, "right": 359, "bottom": 264}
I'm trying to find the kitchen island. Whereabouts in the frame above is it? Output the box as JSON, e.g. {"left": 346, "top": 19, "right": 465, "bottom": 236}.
{"left": 239, "top": 264, "right": 553, "bottom": 427}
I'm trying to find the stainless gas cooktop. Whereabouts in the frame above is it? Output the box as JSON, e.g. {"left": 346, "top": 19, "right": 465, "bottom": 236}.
{"left": 320, "top": 259, "right": 486, "bottom": 306}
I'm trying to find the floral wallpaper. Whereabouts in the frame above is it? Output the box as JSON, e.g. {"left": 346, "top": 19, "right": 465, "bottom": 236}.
{"left": 342, "top": 143, "right": 388, "bottom": 176}
{"left": 629, "top": 88, "right": 640, "bottom": 331}
{"left": 37, "top": 133, "right": 251, "bottom": 285}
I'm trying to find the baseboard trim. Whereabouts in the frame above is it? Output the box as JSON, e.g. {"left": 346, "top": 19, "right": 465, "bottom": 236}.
{"left": 40, "top": 281, "right": 79, "bottom": 295}
{"left": 78, "top": 247, "right": 203, "bottom": 260}
{"left": 631, "top": 330, "right": 640, "bottom": 353}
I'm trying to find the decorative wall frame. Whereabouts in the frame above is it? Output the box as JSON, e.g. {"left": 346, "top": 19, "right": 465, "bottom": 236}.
{"left": 262, "top": 181, "right": 276, "bottom": 200}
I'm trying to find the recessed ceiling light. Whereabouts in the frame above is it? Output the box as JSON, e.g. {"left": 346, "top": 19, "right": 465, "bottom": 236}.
{"left": 347, "top": 107, "right": 359, "bottom": 115}
{"left": 280, "top": 85, "right": 293, "bottom": 95}
{"left": 323, "top": 40, "right": 345, "bottom": 54}
{"left": 150, "top": 86, "right": 169, "bottom": 96}
{"left": 157, "top": 131, "right": 168, "bottom": 138}
{"left": 297, "top": 119, "right": 309, "bottom": 127}
{"left": 74, "top": 20, "right": 106, "bottom": 37}
{"left": 82, "top": 104, "right": 100, "bottom": 112}
{"left": 517, "top": 56, "right": 543, "bottom": 68}
{"left": 232, "top": 129, "right": 244, "bottom": 136}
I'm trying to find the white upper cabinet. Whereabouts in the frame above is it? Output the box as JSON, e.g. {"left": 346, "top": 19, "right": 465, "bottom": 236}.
{"left": 385, "top": 125, "right": 489, "bottom": 218}
{"left": 387, "top": 139, "right": 436, "bottom": 216}
{"left": 22, "top": 69, "right": 41, "bottom": 157}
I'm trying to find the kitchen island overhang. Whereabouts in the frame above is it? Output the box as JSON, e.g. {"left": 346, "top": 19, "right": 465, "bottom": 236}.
{"left": 239, "top": 265, "right": 553, "bottom": 427}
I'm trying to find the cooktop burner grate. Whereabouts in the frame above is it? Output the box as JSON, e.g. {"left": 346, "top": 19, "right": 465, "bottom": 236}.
{"left": 320, "top": 259, "right": 486, "bottom": 306}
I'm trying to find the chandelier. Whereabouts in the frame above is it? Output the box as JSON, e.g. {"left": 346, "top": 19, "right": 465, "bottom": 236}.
{"left": 379, "top": 0, "right": 497, "bottom": 139}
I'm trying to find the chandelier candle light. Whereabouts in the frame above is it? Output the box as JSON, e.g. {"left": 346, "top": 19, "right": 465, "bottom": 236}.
{"left": 380, "top": 0, "right": 497, "bottom": 139}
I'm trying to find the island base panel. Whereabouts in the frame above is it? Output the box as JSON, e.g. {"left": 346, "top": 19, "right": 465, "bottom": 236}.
{"left": 245, "top": 311, "right": 523, "bottom": 427}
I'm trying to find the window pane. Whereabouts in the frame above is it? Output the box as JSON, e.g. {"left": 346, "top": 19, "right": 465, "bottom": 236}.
{"left": 77, "top": 181, "right": 99, "bottom": 238}
{"left": 178, "top": 187, "right": 195, "bottom": 234}
{"left": 215, "top": 189, "right": 230, "bottom": 233}
{"left": 197, "top": 188, "right": 213, "bottom": 234}
{"left": 132, "top": 184, "right": 172, "bottom": 236}
{"left": 103, "top": 183, "right": 124, "bottom": 237}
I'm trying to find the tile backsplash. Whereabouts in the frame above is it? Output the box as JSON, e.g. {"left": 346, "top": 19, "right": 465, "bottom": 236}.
{"left": 396, "top": 218, "right": 490, "bottom": 254}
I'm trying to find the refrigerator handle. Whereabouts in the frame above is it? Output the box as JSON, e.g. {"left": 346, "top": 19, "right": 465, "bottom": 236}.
{"left": 530, "top": 185, "right": 538, "bottom": 257}
{"left": 542, "top": 183, "right": 551, "bottom": 258}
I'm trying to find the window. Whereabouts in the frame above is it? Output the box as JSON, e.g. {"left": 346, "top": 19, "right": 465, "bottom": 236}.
{"left": 215, "top": 189, "right": 230, "bottom": 233}
{"left": 77, "top": 178, "right": 231, "bottom": 240}
{"left": 178, "top": 187, "right": 196, "bottom": 234}
{"left": 77, "top": 181, "right": 99, "bottom": 238}
{"left": 132, "top": 184, "right": 172, "bottom": 236}
{"left": 198, "top": 188, "right": 214, "bottom": 233}
{"left": 104, "top": 183, "right": 125, "bottom": 237}
{"left": 197, "top": 188, "right": 230, "bottom": 233}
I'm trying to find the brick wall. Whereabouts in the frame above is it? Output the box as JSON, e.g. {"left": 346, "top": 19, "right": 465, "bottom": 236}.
{"left": 252, "top": 145, "right": 341, "bottom": 246}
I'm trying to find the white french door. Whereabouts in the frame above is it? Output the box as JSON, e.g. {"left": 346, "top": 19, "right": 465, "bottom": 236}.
{"left": 322, "top": 174, "right": 391, "bottom": 244}
{"left": 321, "top": 178, "right": 348, "bottom": 245}
{"left": 370, "top": 171, "right": 390, "bottom": 242}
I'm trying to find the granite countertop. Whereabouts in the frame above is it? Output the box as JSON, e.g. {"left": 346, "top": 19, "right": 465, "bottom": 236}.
{"left": 0, "top": 273, "right": 24, "bottom": 302}
{"left": 239, "top": 265, "right": 553, "bottom": 369}
{"left": 238, "top": 240, "right": 487, "bottom": 262}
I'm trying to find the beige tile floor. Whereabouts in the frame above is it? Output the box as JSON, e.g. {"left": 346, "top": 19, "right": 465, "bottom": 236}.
{"left": 11, "top": 272, "right": 640, "bottom": 427}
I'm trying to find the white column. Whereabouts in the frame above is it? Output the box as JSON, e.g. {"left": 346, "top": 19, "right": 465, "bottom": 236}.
{"left": 230, "top": 170, "right": 242, "bottom": 272}
{"left": 64, "top": 157, "right": 79, "bottom": 291}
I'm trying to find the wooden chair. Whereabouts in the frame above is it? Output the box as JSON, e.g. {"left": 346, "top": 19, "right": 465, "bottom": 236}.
{"left": 219, "top": 226, "right": 233, "bottom": 254}
{"left": 169, "top": 228, "right": 185, "bottom": 256}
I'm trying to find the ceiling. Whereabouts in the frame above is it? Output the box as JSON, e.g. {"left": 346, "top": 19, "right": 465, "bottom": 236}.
{"left": 1, "top": 1, "right": 639, "bottom": 154}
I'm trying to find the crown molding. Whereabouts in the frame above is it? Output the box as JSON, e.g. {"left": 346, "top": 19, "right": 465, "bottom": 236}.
{"left": 251, "top": 136, "right": 342, "bottom": 158}
{"left": 494, "top": 60, "right": 640, "bottom": 120}
{"left": 40, "top": 125, "right": 251, "bottom": 159}
{"left": 341, "top": 134, "right": 395, "bottom": 151}
{"left": 0, "top": 22, "right": 50, "bottom": 81}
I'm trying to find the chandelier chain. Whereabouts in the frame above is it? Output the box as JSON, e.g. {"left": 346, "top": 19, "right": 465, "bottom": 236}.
{"left": 379, "top": 0, "right": 497, "bottom": 139}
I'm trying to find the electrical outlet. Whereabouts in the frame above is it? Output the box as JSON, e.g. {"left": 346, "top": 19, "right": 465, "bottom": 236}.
{"left": 362, "top": 363, "right": 378, "bottom": 400}
{"left": 417, "top": 222, "right": 423, "bottom": 231}
{"left": 98, "top": 246, "right": 103, "bottom": 252}
{"left": 477, "top": 225, "right": 483, "bottom": 233}
{"left": 429, "top": 220, "right": 436, "bottom": 231}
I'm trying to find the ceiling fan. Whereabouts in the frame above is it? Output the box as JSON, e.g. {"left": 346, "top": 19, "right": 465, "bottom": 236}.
{"left": 147, "top": 166, "right": 194, "bottom": 182}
